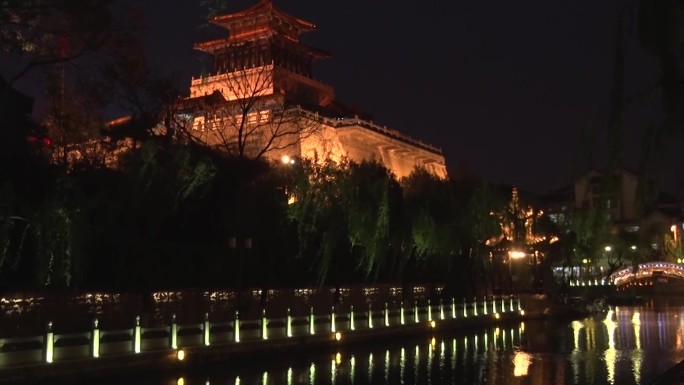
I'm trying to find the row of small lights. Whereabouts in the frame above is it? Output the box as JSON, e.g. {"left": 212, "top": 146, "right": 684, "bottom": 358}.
{"left": 569, "top": 280, "right": 613, "bottom": 287}
{"left": 41, "top": 297, "right": 525, "bottom": 364}
{"left": 177, "top": 297, "right": 525, "bottom": 362}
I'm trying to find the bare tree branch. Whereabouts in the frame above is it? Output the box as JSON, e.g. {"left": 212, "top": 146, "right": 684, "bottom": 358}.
{"left": 184, "top": 64, "right": 322, "bottom": 159}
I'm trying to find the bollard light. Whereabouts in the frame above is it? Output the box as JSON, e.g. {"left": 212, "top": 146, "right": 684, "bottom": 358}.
{"left": 384, "top": 303, "right": 390, "bottom": 327}
{"left": 335, "top": 332, "right": 342, "bottom": 341}
{"left": 452, "top": 298, "right": 456, "bottom": 319}
{"left": 261, "top": 309, "right": 268, "bottom": 340}
{"left": 414, "top": 301, "right": 419, "bottom": 323}
{"left": 331, "top": 306, "right": 337, "bottom": 332}
{"left": 430, "top": 320, "right": 436, "bottom": 328}
{"left": 45, "top": 321, "right": 54, "bottom": 363}
{"left": 367, "top": 304, "right": 373, "bottom": 329}
{"left": 350, "top": 306, "right": 355, "bottom": 331}
{"left": 204, "top": 313, "right": 211, "bottom": 346}
{"left": 400, "top": 301, "right": 405, "bottom": 325}
{"left": 309, "top": 307, "right": 315, "bottom": 335}
{"left": 170, "top": 314, "right": 178, "bottom": 349}
{"left": 427, "top": 299, "right": 433, "bottom": 322}
{"left": 234, "top": 310, "right": 241, "bottom": 342}
{"left": 134, "top": 316, "right": 141, "bottom": 354}
{"left": 286, "top": 308, "right": 293, "bottom": 337}
{"left": 177, "top": 349, "right": 185, "bottom": 361}
{"left": 483, "top": 296, "right": 488, "bottom": 315}
{"left": 439, "top": 299, "right": 445, "bottom": 320}
{"left": 92, "top": 318, "right": 100, "bottom": 358}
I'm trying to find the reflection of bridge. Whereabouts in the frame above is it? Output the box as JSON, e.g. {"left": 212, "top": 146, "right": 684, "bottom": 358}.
{"left": 610, "top": 262, "right": 684, "bottom": 287}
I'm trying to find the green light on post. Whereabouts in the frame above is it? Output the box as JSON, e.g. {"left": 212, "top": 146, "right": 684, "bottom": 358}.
{"left": 414, "top": 301, "right": 419, "bottom": 323}
{"left": 234, "top": 310, "right": 241, "bottom": 342}
{"left": 309, "top": 307, "right": 315, "bottom": 335}
{"left": 427, "top": 299, "right": 432, "bottom": 322}
{"left": 134, "top": 316, "right": 141, "bottom": 354}
{"left": 350, "top": 306, "right": 355, "bottom": 331}
{"left": 384, "top": 303, "right": 389, "bottom": 327}
{"left": 451, "top": 298, "right": 456, "bottom": 319}
{"left": 483, "top": 297, "right": 488, "bottom": 315}
{"left": 261, "top": 309, "right": 268, "bottom": 340}
{"left": 331, "top": 306, "right": 336, "bottom": 332}
{"left": 204, "top": 313, "right": 211, "bottom": 346}
{"left": 286, "top": 308, "right": 292, "bottom": 337}
{"left": 45, "top": 321, "right": 54, "bottom": 363}
{"left": 367, "top": 304, "right": 373, "bottom": 329}
{"left": 400, "top": 301, "right": 405, "bottom": 325}
{"left": 92, "top": 318, "right": 100, "bottom": 358}
{"left": 170, "top": 314, "right": 178, "bottom": 349}
{"left": 439, "top": 299, "right": 445, "bottom": 320}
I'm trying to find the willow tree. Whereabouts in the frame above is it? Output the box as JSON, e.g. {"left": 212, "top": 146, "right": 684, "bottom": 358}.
{"left": 286, "top": 157, "right": 350, "bottom": 285}
{"left": 344, "top": 160, "right": 401, "bottom": 280}
{"left": 400, "top": 168, "right": 459, "bottom": 284}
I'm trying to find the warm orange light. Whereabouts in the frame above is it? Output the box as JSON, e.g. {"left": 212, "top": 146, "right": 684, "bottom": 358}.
{"left": 509, "top": 251, "right": 526, "bottom": 259}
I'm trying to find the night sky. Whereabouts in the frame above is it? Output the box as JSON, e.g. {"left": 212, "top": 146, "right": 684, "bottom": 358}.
{"left": 22, "top": 0, "right": 674, "bottom": 193}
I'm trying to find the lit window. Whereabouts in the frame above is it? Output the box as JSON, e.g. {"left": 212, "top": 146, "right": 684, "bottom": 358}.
{"left": 193, "top": 116, "right": 205, "bottom": 131}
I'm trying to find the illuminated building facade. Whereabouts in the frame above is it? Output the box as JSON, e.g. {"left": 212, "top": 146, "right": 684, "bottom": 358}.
{"left": 180, "top": 0, "right": 447, "bottom": 179}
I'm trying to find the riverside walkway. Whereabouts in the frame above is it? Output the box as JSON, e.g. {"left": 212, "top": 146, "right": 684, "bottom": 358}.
{"left": 0, "top": 286, "right": 540, "bottom": 384}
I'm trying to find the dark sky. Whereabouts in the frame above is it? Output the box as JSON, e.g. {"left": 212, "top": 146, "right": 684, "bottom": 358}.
{"left": 25, "top": 0, "right": 676, "bottom": 193}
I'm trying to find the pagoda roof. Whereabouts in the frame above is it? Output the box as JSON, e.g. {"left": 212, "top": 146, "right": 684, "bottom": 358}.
{"left": 194, "top": 34, "right": 330, "bottom": 59}
{"left": 210, "top": 0, "right": 317, "bottom": 33}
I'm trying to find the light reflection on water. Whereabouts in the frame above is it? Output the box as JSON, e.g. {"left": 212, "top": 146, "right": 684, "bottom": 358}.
{"left": 88, "top": 304, "right": 684, "bottom": 385}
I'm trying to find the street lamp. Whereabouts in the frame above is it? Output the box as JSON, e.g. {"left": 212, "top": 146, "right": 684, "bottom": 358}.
{"left": 281, "top": 155, "right": 295, "bottom": 165}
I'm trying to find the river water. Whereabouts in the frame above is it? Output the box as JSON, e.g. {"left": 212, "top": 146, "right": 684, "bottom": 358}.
{"left": 94, "top": 302, "right": 684, "bottom": 385}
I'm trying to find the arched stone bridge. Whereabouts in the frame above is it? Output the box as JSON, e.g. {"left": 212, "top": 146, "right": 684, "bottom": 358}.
{"left": 610, "top": 262, "right": 684, "bottom": 287}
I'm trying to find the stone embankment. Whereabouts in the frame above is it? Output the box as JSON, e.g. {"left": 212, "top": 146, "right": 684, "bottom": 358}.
{"left": 0, "top": 292, "right": 551, "bottom": 384}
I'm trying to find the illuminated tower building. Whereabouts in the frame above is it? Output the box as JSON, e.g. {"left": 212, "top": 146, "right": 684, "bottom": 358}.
{"left": 182, "top": 0, "right": 447, "bottom": 179}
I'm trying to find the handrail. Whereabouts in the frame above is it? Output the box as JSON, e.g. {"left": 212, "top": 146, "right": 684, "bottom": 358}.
{"left": 296, "top": 108, "right": 444, "bottom": 156}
